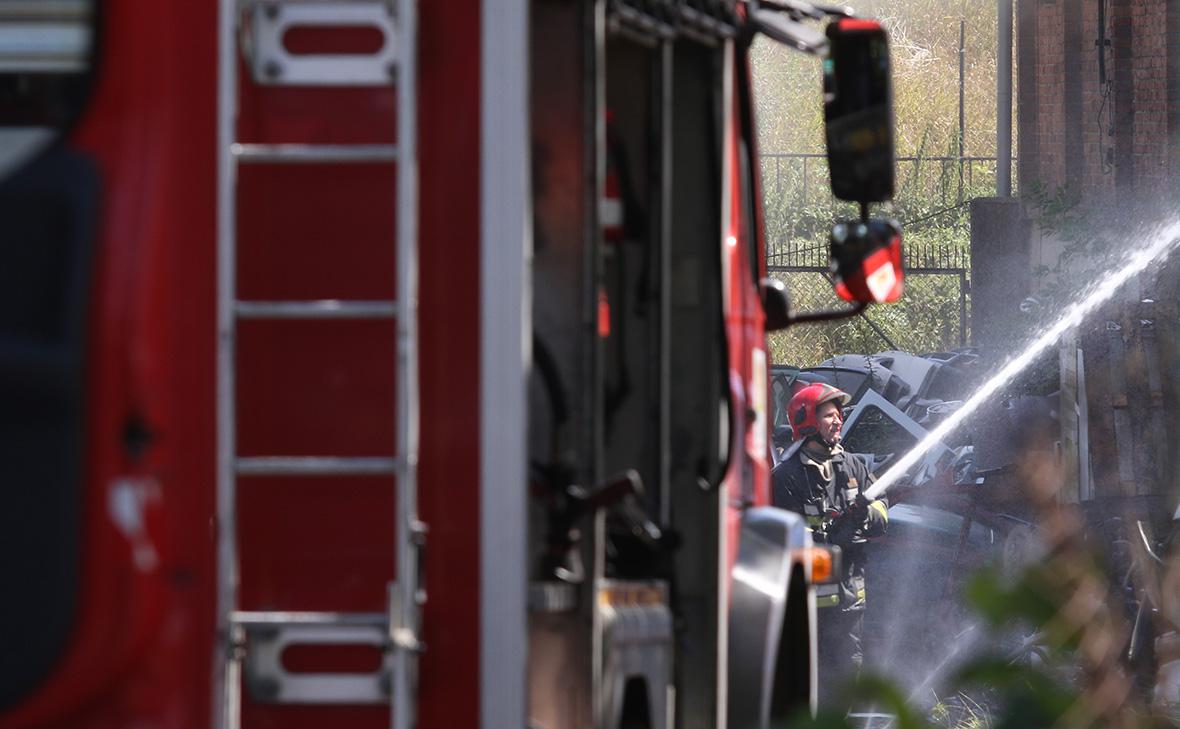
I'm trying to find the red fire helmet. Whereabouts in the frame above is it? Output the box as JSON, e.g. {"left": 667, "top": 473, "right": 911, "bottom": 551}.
{"left": 788, "top": 382, "right": 851, "bottom": 441}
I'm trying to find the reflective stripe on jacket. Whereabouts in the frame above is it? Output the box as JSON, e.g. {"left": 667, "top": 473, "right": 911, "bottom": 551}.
{"left": 771, "top": 446, "right": 886, "bottom": 611}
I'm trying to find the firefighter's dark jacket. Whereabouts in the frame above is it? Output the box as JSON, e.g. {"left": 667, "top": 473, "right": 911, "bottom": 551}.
{"left": 771, "top": 444, "right": 887, "bottom": 610}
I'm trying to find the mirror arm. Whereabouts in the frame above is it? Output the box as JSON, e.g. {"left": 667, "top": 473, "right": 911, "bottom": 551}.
{"left": 809, "top": 2, "right": 857, "bottom": 17}
{"left": 757, "top": 0, "right": 856, "bottom": 20}
{"left": 756, "top": 0, "right": 823, "bottom": 20}
{"left": 788, "top": 300, "right": 868, "bottom": 325}
{"left": 749, "top": 8, "right": 829, "bottom": 55}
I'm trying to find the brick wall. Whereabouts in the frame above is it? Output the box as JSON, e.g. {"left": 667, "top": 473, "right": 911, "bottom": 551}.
{"left": 1079, "top": 0, "right": 1114, "bottom": 195}
{"left": 1017, "top": 0, "right": 1174, "bottom": 201}
{"left": 1131, "top": 0, "right": 1169, "bottom": 191}
{"left": 1033, "top": 0, "right": 1066, "bottom": 187}
{"left": 1008, "top": 0, "right": 1180, "bottom": 502}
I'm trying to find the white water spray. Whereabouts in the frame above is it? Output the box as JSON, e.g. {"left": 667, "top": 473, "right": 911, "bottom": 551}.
{"left": 864, "top": 222, "right": 1180, "bottom": 502}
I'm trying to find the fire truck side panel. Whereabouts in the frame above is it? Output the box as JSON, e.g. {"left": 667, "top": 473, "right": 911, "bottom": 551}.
{"left": 528, "top": 2, "right": 597, "bottom": 726}
{"left": 417, "top": 2, "right": 483, "bottom": 728}
{"left": 737, "top": 43, "right": 773, "bottom": 511}
{"left": 0, "top": 2, "right": 221, "bottom": 727}
{"left": 0, "top": 147, "right": 94, "bottom": 721}
{"left": 727, "top": 507, "right": 816, "bottom": 727}
{"left": 0, "top": 2, "right": 835, "bottom": 727}
{"left": 666, "top": 39, "right": 728, "bottom": 729}
{"left": 229, "top": 0, "right": 487, "bottom": 724}
{"left": 225, "top": 4, "right": 401, "bottom": 726}
{"left": 480, "top": 5, "right": 532, "bottom": 726}
{"left": 232, "top": 116, "right": 400, "bottom": 627}
{"left": 723, "top": 32, "right": 820, "bottom": 724}
{"left": 529, "top": 1, "right": 596, "bottom": 494}
{"left": 601, "top": 38, "right": 659, "bottom": 511}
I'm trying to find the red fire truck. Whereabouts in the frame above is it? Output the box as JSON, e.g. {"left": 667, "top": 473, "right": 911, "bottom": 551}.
{"left": 0, "top": 1, "right": 900, "bottom": 728}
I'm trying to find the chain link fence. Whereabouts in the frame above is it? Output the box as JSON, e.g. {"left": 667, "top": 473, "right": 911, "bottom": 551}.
{"left": 760, "top": 153, "right": 1005, "bottom": 212}
{"left": 760, "top": 152, "right": 1000, "bottom": 366}
{"left": 766, "top": 264, "right": 969, "bottom": 366}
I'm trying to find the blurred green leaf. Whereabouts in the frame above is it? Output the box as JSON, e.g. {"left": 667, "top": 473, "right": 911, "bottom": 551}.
{"left": 989, "top": 692, "right": 1067, "bottom": 729}
{"left": 848, "top": 674, "right": 935, "bottom": 729}
{"left": 776, "top": 706, "right": 853, "bottom": 728}
{"left": 955, "top": 658, "right": 1074, "bottom": 713}
{"left": 964, "top": 567, "right": 1059, "bottom": 628}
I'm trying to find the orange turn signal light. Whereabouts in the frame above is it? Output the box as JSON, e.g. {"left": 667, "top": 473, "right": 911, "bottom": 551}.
{"left": 809, "top": 547, "right": 835, "bottom": 584}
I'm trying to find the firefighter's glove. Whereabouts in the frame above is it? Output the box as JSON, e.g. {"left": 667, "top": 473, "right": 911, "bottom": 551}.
{"left": 863, "top": 498, "right": 889, "bottom": 537}
{"left": 826, "top": 507, "right": 863, "bottom": 547}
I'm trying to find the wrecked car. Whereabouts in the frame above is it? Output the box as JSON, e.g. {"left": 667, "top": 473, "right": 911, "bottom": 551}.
{"left": 773, "top": 349, "right": 1056, "bottom": 696}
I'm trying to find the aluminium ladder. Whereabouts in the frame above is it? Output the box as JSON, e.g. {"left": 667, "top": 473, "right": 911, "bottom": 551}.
{"left": 215, "top": 1, "right": 421, "bottom": 728}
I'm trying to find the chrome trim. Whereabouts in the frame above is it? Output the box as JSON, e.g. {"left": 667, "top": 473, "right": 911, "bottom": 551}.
{"left": 0, "top": 1, "right": 89, "bottom": 19}
{"left": 235, "top": 456, "right": 399, "bottom": 477}
{"left": 231, "top": 143, "right": 398, "bottom": 163}
{"left": 215, "top": 1, "right": 241, "bottom": 727}
{"left": 480, "top": 0, "right": 530, "bottom": 727}
{"left": 239, "top": 615, "right": 391, "bottom": 705}
{"left": 247, "top": 0, "right": 398, "bottom": 87}
{"left": 235, "top": 300, "right": 398, "bottom": 319}
{"left": 391, "top": 1, "right": 422, "bottom": 728}
{"left": 233, "top": 610, "right": 387, "bottom": 626}
{"left": 0, "top": 23, "right": 89, "bottom": 72}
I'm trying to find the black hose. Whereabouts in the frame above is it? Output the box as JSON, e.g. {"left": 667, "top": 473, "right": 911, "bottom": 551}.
{"left": 532, "top": 335, "right": 569, "bottom": 427}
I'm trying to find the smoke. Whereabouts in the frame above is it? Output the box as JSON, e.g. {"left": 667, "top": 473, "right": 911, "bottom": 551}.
{"left": 840, "top": 217, "right": 1180, "bottom": 725}
{"left": 866, "top": 219, "right": 1180, "bottom": 502}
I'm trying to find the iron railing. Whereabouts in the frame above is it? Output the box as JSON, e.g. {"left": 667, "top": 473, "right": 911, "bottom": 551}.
{"left": 759, "top": 153, "right": 1015, "bottom": 208}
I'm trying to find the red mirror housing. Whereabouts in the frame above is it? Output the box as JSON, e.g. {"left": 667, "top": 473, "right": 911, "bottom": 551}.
{"left": 830, "top": 218, "right": 904, "bottom": 304}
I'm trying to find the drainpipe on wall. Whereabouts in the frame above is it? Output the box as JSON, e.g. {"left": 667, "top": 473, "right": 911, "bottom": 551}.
{"left": 998, "top": 0, "right": 1013, "bottom": 196}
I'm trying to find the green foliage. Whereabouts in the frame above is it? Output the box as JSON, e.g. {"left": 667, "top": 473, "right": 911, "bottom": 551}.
{"left": 1020, "top": 180, "right": 1125, "bottom": 315}
{"left": 751, "top": 0, "right": 1004, "bottom": 160}
{"left": 953, "top": 660, "right": 1074, "bottom": 729}
{"left": 766, "top": 266, "right": 968, "bottom": 365}
{"left": 770, "top": 674, "right": 937, "bottom": 729}
{"left": 776, "top": 504, "right": 1178, "bottom": 729}
{"left": 763, "top": 148, "right": 987, "bottom": 365}
{"left": 929, "top": 693, "right": 994, "bottom": 729}
{"left": 754, "top": 2, "right": 1006, "bottom": 365}
{"left": 964, "top": 566, "right": 1074, "bottom": 645}
{"left": 754, "top": 8, "right": 1168, "bottom": 726}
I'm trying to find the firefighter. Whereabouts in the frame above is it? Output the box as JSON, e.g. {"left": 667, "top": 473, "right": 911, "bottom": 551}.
{"left": 771, "top": 382, "right": 888, "bottom": 706}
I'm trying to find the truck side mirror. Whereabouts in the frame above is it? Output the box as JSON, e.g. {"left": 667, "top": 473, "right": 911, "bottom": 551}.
{"left": 823, "top": 18, "right": 895, "bottom": 204}
{"left": 759, "top": 278, "right": 793, "bottom": 332}
{"left": 830, "top": 218, "right": 903, "bottom": 303}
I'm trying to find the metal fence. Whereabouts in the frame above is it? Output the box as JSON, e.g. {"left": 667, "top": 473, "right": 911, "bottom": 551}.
{"left": 760, "top": 152, "right": 989, "bottom": 363}
{"left": 760, "top": 153, "right": 1008, "bottom": 209}
{"left": 767, "top": 262, "right": 969, "bottom": 353}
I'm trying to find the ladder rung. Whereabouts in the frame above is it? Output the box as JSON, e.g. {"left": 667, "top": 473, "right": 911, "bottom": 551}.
{"left": 234, "top": 609, "right": 390, "bottom": 706}
{"left": 231, "top": 143, "right": 399, "bottom": 164}
{"left": 232, "top": 610, "right": 386, "bottom": 628}
{"left": 236, "top": 456, "right": 399, "bottom": 477}
{"left": 235, "top": 300, "right": 398, "bottom": 320}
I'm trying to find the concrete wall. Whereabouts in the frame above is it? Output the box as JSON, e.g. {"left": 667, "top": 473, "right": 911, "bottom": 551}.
{"left": 968, "top": 197, "right": 1033, "bottom": 353}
